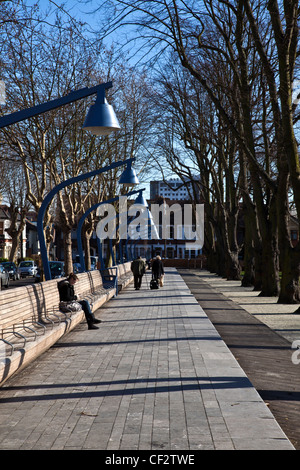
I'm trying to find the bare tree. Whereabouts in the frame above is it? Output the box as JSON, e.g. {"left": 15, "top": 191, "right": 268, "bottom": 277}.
{"left": 93, "top": 0, "right": 300, "bottom": 302}
{"left": 0, "top": 3, "right": 154, "bottom": 274}
{"left": 0, "top": 157, "right": 29, "bottom": 261}
{"left": 243, "top": 0, "right": 300, "bottom": 303}
{"left": 0, "top": 5, "right": 111, "bottom": 273}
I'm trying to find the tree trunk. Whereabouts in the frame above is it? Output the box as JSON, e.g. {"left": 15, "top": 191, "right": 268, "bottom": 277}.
{"left": 279, "top": 245, "right": 300, "bottom": 304}
{"left": 258, "top": 200, "right": 280, "bottom": 297}
{"left": 63, "top": 230, "right": 73, "bottom": 276}
{"left": 223, "top": 216, "right": 241, "bottom": 281}
{"left": 9, "top": 235, "right": 20, "bottom": 263}
{"left": 225, "top": 250, "right": 241, "bottom": 280}
{"left": 84, "top": 233, "right": 92, "bottom": 271}
{"left": 204, "top": 221, "right": 217, "bottom": 273}
{"left": 259, "top": 234, "right": 280, "bottom": 297}
{"left": 241, "top": 205, "right": 255, "bottom": 287}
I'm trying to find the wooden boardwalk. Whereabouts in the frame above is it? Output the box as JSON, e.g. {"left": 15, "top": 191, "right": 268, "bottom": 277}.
{"left": 179, "top": 269, "right": 300, "bottom": 450}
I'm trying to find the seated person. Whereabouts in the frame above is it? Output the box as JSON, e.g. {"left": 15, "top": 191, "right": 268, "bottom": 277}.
{"left": 58, "top": 272, "right": 101, "bottom": 330}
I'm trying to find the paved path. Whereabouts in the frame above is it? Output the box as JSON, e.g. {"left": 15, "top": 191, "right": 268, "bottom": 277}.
{"left": 179, "top": 269, "right": 300, "bottom": 450}
{"left": 0, "top": 269, "right": 294, "bottom": 450}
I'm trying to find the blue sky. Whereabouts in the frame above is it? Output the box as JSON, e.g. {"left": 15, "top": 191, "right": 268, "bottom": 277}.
{"left": 26, "top": 0, "right": 101, "bottom": 29}
{"left": 23, "top": 1, "right": 167, "bottom": 192}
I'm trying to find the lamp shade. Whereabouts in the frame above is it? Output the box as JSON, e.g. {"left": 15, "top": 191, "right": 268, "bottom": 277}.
{"left": 134, "top": 191, "right": 148, "bottom": 207}
{"left": 149, "top": 210, "right": 159, "bottom": 239}
{"left": 119, "top": 162, "right": 139, "bottom": 186}
{"left": 82, "top": 98, "right": 120, "bottom": 136}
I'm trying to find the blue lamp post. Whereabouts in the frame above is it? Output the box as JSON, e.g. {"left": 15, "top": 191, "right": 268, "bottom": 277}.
{"left": 94, "top": 189, "right": 147, "bottom": 267}
{"left": 121, "top": 193, "right": 150, "bottom": 261}
{"left": 125, "top": 199, "right": 159, "bottom": 261}
{"left": 0, "top": 81, "right": 142, "bottom": 280}
{"left": 37, "top": 158, "right": 139, "bottom": 280}
{"left": 76, "top": 188, "right": 146, "bottom": 272}
{"left": 0, "top": 81, "right": 120, "bottom": 134}
{"left": 114, "top": 189, "right": 148, "bottom": 264}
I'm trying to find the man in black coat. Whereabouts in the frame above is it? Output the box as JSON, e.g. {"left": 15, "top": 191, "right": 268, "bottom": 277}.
{"left": 131, "top": 256, "right": 146, "bottom": 290}
{"left": 151, "top": 255, "right": 164, "bottom": 283}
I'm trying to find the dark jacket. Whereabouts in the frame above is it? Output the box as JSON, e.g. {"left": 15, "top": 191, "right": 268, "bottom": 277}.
{"left": 58, "top": 280, "right": 76, "bottom": 302}
{"left": 151, "top": 259, "right": 164, "bottom": 278}
{"left": 131, "top": 258, "right": 146, "bottom": 276}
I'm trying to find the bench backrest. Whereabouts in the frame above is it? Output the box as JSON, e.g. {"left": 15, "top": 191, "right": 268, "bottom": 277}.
{"left": 39, "top": 279, "right": 61, "bottom": 312}
{"left": 0, "top": 263, "right": 129, "bottom": 331}
{"left": 117, "top": 264, "right": 125, "bottom": 277}
{"left": 73, "top": 272, "right": 90, "bottom": 297}
{"left": 74, "top": 270, "right": 103, "bottom": 297}
{"left": 0, "top": 279, "right": 61, "bottom": 330}
{"left": 87, "top": 270, "right": 103, "bottom": 292}
{"left": 124, "top": 262, "right": 132, "bottom": 273}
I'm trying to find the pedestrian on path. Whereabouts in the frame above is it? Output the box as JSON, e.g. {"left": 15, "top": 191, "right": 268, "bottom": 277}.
{"left": 152, "top": 255, "right": 165, "bottom": 286}
{"left": 58, "top": 273, "right": 101, "bottom": 330}
{"left": 131, "top": 256, "right": 146, "bottom": 290}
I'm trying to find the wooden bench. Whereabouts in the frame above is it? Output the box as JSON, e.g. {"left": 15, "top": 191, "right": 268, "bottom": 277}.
{"left": 74, "top": 270, "right": 116, "bottom": 307}
{"left": 106, "top": 261, "right": 134, "bottom": 292}
{"left": 0, "top": 263, "right": 133, "bottom": 386}
{"left": 99, "top": 262, "right": 134, "bottom": 294}
{"left": 117, "top": 261, "right": 134, "bottom": 289}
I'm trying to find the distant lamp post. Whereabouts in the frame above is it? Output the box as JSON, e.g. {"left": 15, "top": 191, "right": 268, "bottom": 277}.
{"left": 119, "top": 160, "right": 139, "bottom": 187}
{"left": 77, "top": 188, "right": 145, "bottom": 272}
{"left": 116, "top": 189, "right": 148, "bottom": 263}
{"left": 37, "top": 158, "right": 139, "bottom": 280}
{"left": 124, "top": 190, "right": 151, "bottom": 261}
{"left": 133, "top": 191, "right": 148, "bottom": 207}
{"left": 125, "top": 193, "right": 159, "bottom": 260}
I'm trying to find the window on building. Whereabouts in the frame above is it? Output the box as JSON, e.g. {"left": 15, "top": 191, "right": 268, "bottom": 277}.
{"left": 291, "top": 230, "right": 298, "bottom": 241}
{"left": 167, "top": 247, "right": 174, "bottom": 258}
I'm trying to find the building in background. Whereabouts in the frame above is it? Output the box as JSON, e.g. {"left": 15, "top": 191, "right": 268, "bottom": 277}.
{"left": 150, "top": 176, "right": 200, "bottom": 201}
{"left": 132, "top": 176, "right": 203, "bottom": 265}
{"left": 0, "top": 206, "right": 26, "bottom": 260}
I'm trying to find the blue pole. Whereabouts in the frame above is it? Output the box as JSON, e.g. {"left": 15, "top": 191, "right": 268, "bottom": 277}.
{"left": 96, "top": 237, "right": 105, "bottom": 270}
{"left": 37, "top": 157, "right": 135, "bottom": 280}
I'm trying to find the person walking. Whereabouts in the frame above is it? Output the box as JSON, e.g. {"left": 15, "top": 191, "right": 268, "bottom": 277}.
{"left": 131, "top": 256, "right": 146, "bottom": 290}
{"left": 58, "top": 273, "right": 101, "bottom": 330}
{"left": 151, "top": 255, "right": 165, "bottom": 286}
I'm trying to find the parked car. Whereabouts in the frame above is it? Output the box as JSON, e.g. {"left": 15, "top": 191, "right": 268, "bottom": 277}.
{"left": 18, "top": 260, "right": 38, "bottom": 278}
{"left": 73, "top": 262, "right": 84, "bottom": 274}
{"left": 0, "top": 261, "right": 20, "bottom": 280}
{"left": 0, "top": 264, "right": 9, "bottom": 289}
{"left": 74, "top": 255, "right": 98, "bottom": 270}
{"left": 48, "top": 261, "right": 65, "bottom": 278}
{"left": 35, "top": 261, "right": 65, "bottom": 282}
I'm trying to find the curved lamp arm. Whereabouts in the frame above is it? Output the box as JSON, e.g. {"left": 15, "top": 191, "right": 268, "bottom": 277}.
{"left": 77, "top": 188, "right": 145, "bottom": 272}
{"left": 37, "top": 157, "right": 135, "bottom": 280}
{"left": 0, "top": 82, "right": 113, "bottom": 129}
